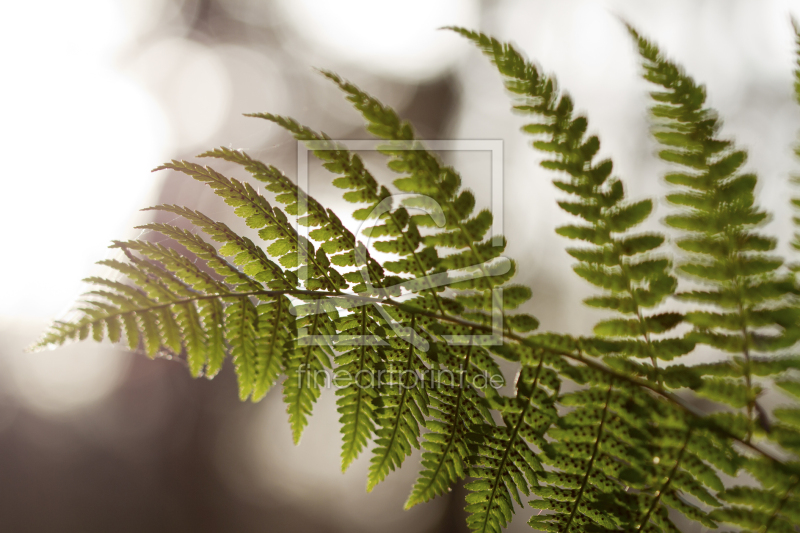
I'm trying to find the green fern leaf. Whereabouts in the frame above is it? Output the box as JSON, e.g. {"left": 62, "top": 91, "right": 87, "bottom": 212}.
{"left": 226, "top": 297, "right": 259, "bottom": 400}
{"left": 450, "top": 27, "right": 688, "bottom": 392}
{"left": 404, "top": 317, "right": 506, "bottom": 508}
{"left": 33, "top": 20, "right": 800, "bottom": 533}
{"left": 465, "top": 350, "right": 557, "bottom": 533}
{"left": 252, "top": 297, "right": 295, "bottom": 401}
{"left": 283, "top": 299, "right": 337, "bottom": 444}
{"left": 631, "top": 24, "right": 797, "bottom": 437}
{"left": 335, "top": 305, "right": 385, "bottom": 471}
{"left": 367, "top": 315, "right": 430, "bottom": 491}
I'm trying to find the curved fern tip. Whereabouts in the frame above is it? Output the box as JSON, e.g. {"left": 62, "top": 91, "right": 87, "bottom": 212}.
{"left": 316, "top": 68, "right": 339, "bottom": 82}
{"left": 151, "top": 163, "right": 172, "bottom": 173}
{"left": 402, "top": 497, "right": 417, "bottom": 511}
{"left": 25, "top": 340, "right": 46, "bottom": 353}
{"left": 621, "top": 19, "right": 640, "bottom": 38}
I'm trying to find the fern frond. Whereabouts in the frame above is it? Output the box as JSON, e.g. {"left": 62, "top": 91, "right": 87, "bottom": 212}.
{"left": 713, "top": 456, "right": 800, "bottom": 533}
{"left": 226, "top": 297, "right": 259, "bottom": 400}
{"left": 631, "top": 25, "right": 798, "bottom": 440}
{"left": 252, "top": 296, "right": 295, "bottom": 401}
{"left": 141, "top": 216, "right": 271, "bottom": 293}
{"left": 452, "top": 27, "right": 735, "bottom": 532}
{"left": 302, "top": 75, "right": 548, "bottom": 492}
{"left": 242, "top": 116, "right": 442, "bottom": 303}
{"left": 35, "top": 20, "right": 800, "bottom": 533}
{"left": 464, "top": 348, "right": 558, "bottom": 533}
{"left": 108, "top": 239, "right": 229, "bottom": 375}
{"left": 335, "top": 305, "right": 386, "bottom": 471}
{"left": 366, "top": 314, "right": 430, "bottom": 491}
{"left": 35, "top": 240, "right": 223, "bottom": 355}
{"left": 450, "top": 28, "right": 691, "bottom": 390}
{"left": 405, "top": 324, "right": 503, "bottom": 508}
{"left": 35, "top": 199, "right": 297, "bottom": 400}
{"left": 719, "top": 374, "right": 800, "bottom": 531}
{"left": 531, "top": 376, "right": 632, "bottom": 532}
{"left": 156, "top": 160, "right": 339, "bottom": 290}
{"left": 321, "top": 71, "right": 524, "bottom": 321}
{"left": 283, "top": 299, "right": 337, "bottom": 443}
{"left": 711, "top": 19, "right": 800, "bottom": 533}
{"left": 198, "top": 147, "right": 377, "bottom": 293}
{"left": 633, "top": 410, "right": 739, "bottom": 532}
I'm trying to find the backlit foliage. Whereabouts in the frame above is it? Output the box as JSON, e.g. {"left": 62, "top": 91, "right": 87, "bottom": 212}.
{"left": 34, "top": 22, "right": 800, "bottom": 533}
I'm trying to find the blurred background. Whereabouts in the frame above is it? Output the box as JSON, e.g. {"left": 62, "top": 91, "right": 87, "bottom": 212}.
{"left": 2, "top": 0, "right": 800, "bottom": 531}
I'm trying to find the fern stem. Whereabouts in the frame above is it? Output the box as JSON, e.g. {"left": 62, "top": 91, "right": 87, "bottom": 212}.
{"left": 636, "top": 425, "right": 692, "bottom": 531}
{"left": 612, "top": 239, "right": 661, "bottom": 384}
{"left": 732, "top": 254, "right": 756, "bottom": 442}
{"left": 342, "top": 305, "right": 371, "bottom": 469}
{"left": 562, "top": 380, "right": 615, "bottom": 532}
{"left": 368, "top": 314, "right": 417, "bottom": 490}
{"left": 477, "top": 351, "right": 545, "bottom": 533}
{"left": 386, "top": 209, "right": 448, "bottom": 317}
{"left": 452, "top": 216, "right": 505, "bottom": 313}
{"left": 302, "top": 241, "right": 342, "bottom": 294}
{"left": 761, "top": 475, "right": 800, "bottom": 533}
{"left": 410, "top": 333, "right": 475, "bottom": 505}
{"left": 253, "top": 296, "right": 285, "bottom": 400}
{"left": 287, "top": 299, "right": 322, "bottom": 439}
{"left": 737, "top": 303, "right": 755, "bottom": 442}
{"left": 233, "top": 296, "right": 256, "bottom": 399}
{"left": 72, "top": 287, "right": 794, "bottom": 473}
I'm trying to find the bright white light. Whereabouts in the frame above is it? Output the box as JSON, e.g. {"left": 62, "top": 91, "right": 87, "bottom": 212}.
{"left": 127, "top": 38, "right": 231, "bottom": 150}
{"left": 0, "top": 0, "right": 168, "bottom": 318}
{"left": 0, "top": 0, "right": 165, "bottom": 413}
{"left": 275, "top": 0, "right": 479, "bottom": 80}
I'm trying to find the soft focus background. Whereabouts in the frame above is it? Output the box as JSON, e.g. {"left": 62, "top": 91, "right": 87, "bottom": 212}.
{"left": 2, "top": 1, "right": 800, "bottom": 532}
